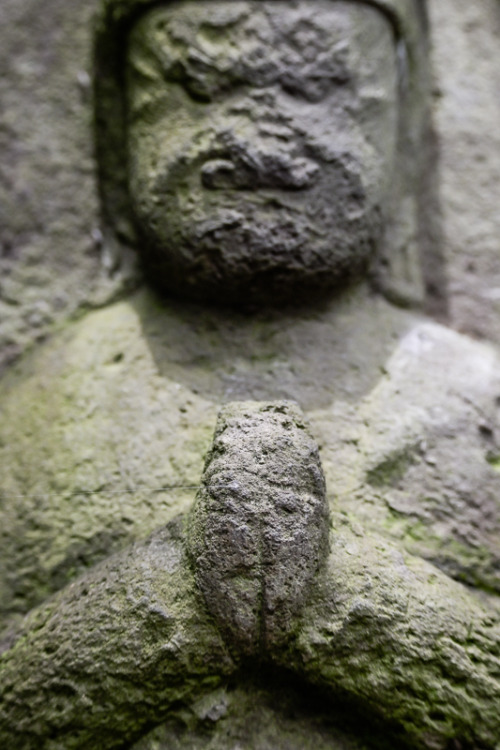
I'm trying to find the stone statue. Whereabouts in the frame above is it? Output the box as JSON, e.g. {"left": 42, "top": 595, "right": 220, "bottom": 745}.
{"left": 96, "top": 0, "right": 430, "bottom": 309}
{"left": 1, "top": 1, "right": 500, "bottom": 748}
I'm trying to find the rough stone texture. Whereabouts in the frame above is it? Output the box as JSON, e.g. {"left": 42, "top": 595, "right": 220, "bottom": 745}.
{"left": 314, "top": 322, "right": 500, "bottom": 596}
{"left": 1, "top": 300, "right": 500, "bottom": 748}
{"left": 0, "top": 285, "right": 417, "bottom": 631}
{"left": 0, "top": 0, "right": 139, "bottom": 375}
{"left": 1, "top": 0, "right": 499, "bottom": 363}
{"left": 281, "top": 518, "right": 500, "bottom": 750}
{"left": 2, "top": 291, "right": 500, "bottom": 622}
{"left": 1, "top": 400, "right": 500, "bottom": 750}
{"left": 124, "top": 0, "right": 398, "bottom": 306}
{"left": 1, "top": 290, "right": 500, "bottom": 747}
{"left": 0, "top": 519, "right": 235, "bottom": 750}
{"left": 187, "top": 401, "right": 329, "bottom": 655}
{"left": 92, "top": 0, "right": 431, "bottom": 310}
{"left": 0, "top": 295, "right": 218, "bottom": 629}
{"left": 1, "top": 0, "right": 500, "bottom": 747}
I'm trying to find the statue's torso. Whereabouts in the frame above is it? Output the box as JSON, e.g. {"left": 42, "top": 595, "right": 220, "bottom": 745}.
{"left": 1, "top": 288, "right": 500, "bottom": 630}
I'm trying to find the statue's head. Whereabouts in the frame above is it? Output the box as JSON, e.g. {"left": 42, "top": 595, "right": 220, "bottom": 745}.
{"left": 95, "top": 0, "right": 429, "bottom": 308}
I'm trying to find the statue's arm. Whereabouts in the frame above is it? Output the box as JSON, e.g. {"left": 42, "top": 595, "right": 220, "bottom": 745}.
{"left": 0, "top": 518, "right": 235, "bottom": 750}
{"left": 280, "top": 518, "right": 500, "bottom": 750}
{"left": 3, "top": 400, "right": 500, "bottom": 750}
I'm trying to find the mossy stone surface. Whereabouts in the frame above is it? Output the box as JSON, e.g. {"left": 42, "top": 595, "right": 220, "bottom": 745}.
{"left": 0, "top": 519, "right": 235, "bottom": 750}
{"left": 2, "top": 292, "right": 500, "bottom": 631}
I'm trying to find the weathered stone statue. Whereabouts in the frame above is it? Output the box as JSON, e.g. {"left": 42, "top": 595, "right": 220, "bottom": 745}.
{"left": 1, "top": 1, "right": 500, "bottom": 748}
{"left": 96, "top": 0, "right": 430, "bottom": 309}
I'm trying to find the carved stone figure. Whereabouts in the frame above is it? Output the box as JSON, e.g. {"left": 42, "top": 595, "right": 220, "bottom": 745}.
{"left": 124, "top": 0, "right": 398, "bottom": 305}
{"left": 96, "top": 0, "right": 430, "bottom": 307}
{"left": 1, "top": 1, "right": 500, "bottom": 748}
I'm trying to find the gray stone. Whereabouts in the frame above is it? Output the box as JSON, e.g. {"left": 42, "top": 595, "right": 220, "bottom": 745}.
{"left": 124, "top": 1, "right": 397, "bottom": 306}
{"left": 0, "top": 0, "right": 140, "bottom": 375}
{"left": 131, "top": 680, "right": 377, "bottom": 750}
{"left": 2, "top": 0, "right": 500, "bottom": 747}
{"left": 281, "top": 518, "right": 500, "bottom": 750}
{"left": 2, "top": 402, "right": 500, "bottom": 749}
{"left": 2, "top": 0, "right": 499, "bottom": 364}
{"left": 0, "top": 285, "right": 414, "bottom": 631}
{"left": 429, "top": 0, "right": 500, "bottom": 343}
{"left": 93, "top": 0, "right": 431, "bottom": 309}
{"left": 187, "top": 401, "right": 329, "bottom": 654}
{"left": 0, "top": 519, "right": 235, "bottom": 750}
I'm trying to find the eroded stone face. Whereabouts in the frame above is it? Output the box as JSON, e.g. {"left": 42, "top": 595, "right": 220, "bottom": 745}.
{"left": 126, "top": 0, "right": 398, "bottom": 306}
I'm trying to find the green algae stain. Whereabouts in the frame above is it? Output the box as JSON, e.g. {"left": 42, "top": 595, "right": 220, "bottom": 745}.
{"left": 365, "top": 451, "right": 415, "bottom": 488}
{"left": 487, "top": 453, "right": 500, "bottom": 473}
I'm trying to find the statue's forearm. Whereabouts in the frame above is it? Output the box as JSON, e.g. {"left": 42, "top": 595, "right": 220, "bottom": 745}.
{"left": 0, "top": 519, "right": 235, "bottom": 750}
{"left": 2, "top": 403, "right": 500, "bottom": 750}
{"left": 281, "top": 519, "right": 500, "bottom": 750}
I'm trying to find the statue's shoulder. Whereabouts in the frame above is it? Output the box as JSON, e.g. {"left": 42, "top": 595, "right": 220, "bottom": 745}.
{"left": 381, "top": 320, "right": 500, "bottom": 401}
{"left": 355, "top": 320, "right": 500, "bottom": 479}
{"left": 0, "top": 295, "right": 216, "bottom": 626}
{"left": 355, "top": 321, "right": 500, "bottom": 595}
{"left": 355, "top": 320, "right": 500, "bottom": 455}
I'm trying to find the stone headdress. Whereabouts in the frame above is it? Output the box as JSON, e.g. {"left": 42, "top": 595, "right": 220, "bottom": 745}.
{"left": 94, "top": 0, "right": 434, "bottom": 308}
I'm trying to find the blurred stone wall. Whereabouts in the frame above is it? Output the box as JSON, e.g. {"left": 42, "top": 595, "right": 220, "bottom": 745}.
{"left": 0, "top": 0, "right": 138, "bottom": 373}
{"left": 429, "top": 0, "right": 500, "bottom": 342}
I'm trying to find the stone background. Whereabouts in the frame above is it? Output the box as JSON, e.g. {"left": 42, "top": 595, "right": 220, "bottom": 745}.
{"left": 429, "top": 0, "right": 500, "bottom": 341}
{"left": 0, "top": 0, "right": 140, "bottom": 373}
